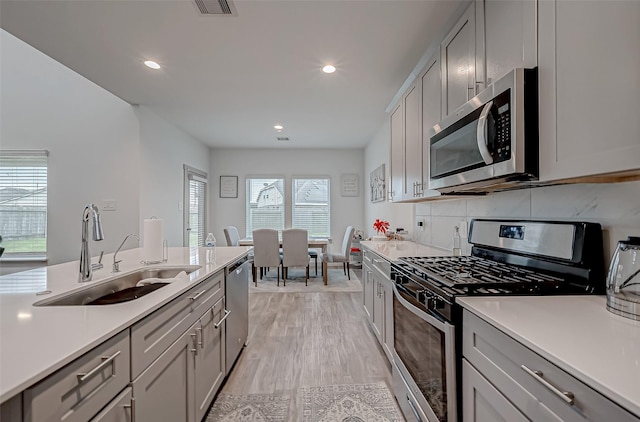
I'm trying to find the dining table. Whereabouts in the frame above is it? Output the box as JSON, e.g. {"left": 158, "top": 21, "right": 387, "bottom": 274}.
{"left": 238, "top": 237, "right": 329, "bottom": 253}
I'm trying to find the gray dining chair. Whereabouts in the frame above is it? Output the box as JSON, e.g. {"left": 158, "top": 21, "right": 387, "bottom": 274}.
{"left": 252, "top": 229, "right": 281, "bottom": 286}
{"left": 322, "top": 225, "right": 355, "bottom": 284}
{"left": 224, "top": 226, "right": 240, "bottom": 246}
{"left": 282, "top": 228, "right": 310, "bottom": 286}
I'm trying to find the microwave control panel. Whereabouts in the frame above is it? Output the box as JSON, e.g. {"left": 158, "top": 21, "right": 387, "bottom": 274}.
{"left": 490, "top": 89, "right": 511, "bottom": 163}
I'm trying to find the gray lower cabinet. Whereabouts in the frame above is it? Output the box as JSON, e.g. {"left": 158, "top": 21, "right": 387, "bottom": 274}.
{"left": 463, "top": 310, "right": 639, "bottom": 422}
{"left": 361, "top": 247, "right": 393, "bottom": 364}
{"left": 90, "top": 387, "right": 133, "bottom": 422}
{"left": 194, "top": 297, "right": 226, "bottom": 422}
{"left": 462, "top": 359, "right": 527, "bottom": 422}
{"left": 23, "top": 330, "right": 130, "bottom": 422}
{"left": 132, "top": 296, "right": 227, "bottom": 422}
{"left": 132, "top": 323, "right": 194, "bottom": 422}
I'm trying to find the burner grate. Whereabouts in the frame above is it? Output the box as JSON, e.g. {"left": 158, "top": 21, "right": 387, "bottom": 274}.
{"left": 400, "top": 256, "right": 566, "bottom": 289}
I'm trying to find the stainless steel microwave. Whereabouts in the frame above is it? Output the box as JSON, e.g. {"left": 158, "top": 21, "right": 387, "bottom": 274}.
{"left": 428, "top": 68, "right": 538, "bottom": 193}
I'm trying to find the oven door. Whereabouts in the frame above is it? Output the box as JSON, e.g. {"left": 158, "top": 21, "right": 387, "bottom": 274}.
{"left": 392, "top": 283, "right": 456, "bottom": 422}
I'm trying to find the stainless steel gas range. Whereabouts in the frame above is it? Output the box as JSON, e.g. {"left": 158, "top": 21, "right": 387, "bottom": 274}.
{"left": 390, "top": 219, "right": 605, "bottom": 422}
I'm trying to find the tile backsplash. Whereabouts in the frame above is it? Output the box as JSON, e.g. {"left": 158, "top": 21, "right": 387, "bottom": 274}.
{"left": 413, "top": 180, "right": 640, "bottom": 260}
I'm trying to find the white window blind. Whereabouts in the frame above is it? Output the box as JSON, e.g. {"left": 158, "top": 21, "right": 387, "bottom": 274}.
{"left": 245, "top": 178, "right": 285, "bottom": 237}
{"left": 292, "top": 178, "right": 330, "bottom": 238}
{"left": 0, "top": 150, "right": 48, "bottom": 259}
{"left": 184, "top": 166, "right": 207, "bottom": 247}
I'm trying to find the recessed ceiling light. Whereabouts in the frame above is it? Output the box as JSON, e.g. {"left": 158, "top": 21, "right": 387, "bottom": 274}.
{"left": 274, "top": 125, "right": 283, "bottom": 130}
{"left": 144, "top": 60, "right": 161, "bottom": 70}
{"left": 322, "top": 65, "right": 336, "bottom": 74}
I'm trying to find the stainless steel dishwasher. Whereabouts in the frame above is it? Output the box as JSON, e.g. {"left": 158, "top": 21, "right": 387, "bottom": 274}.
{"left": 225, "top": 255, "right": 249, "bottom": 374}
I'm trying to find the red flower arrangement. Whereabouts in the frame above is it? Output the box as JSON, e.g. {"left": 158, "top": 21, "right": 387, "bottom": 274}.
{"left": 373, "top": 219, "right": 390, "bottom": 235}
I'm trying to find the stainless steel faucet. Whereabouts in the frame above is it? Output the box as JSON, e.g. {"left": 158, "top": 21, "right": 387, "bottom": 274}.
{"left": 112, "top": 233, "right": 140, "bottom": 273}
{"left": 79, "top": 204, "right": 104, "bottom": 282}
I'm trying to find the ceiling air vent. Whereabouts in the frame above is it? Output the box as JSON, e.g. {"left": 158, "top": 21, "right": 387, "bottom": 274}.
{"left": 277, "top": 137, "right": 290, "bottom": 142}
{"left": 194, "top": 0, "right": 233, "bottom": 15}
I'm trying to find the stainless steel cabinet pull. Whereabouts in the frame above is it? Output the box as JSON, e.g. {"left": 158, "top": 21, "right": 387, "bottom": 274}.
{"left": 196, "top": 325, "right": 203, "bottom": 348}
{"left": 215, "top": 310, "right": 231, "bottom": 329}
{"left": 373, "top": 259, "right": 385, "bottom": 264}
{"left": 407, "top": 395, "right": 423, "bottom": 422}
{"left": 190, "top": 333, "right": 198, "bottom": 355}
{"left": 123, "top": 397, "right": 136, "bottom": 422}
{"left": 77, "top": 350, "right": 121, "bottom": 382}
{"left": 189, "top": 289, "right": 207, "bottom": 301}
{"left": 521, "top": 365, "right": 575, "bottom": 405}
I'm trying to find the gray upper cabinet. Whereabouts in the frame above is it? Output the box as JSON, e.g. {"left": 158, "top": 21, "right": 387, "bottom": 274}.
{"left": 477, "top": 0, "right": 537, "bottom": 86}
{"left": 420, "top": 56, "right": 443, "bottom": 197}
{"left": 389, "top": 101, "right": 404, "bottom": 202}
{"left": 538, "top": 0, "right": 640, "bottom": 181}
{"left": 404, "top": 83, "right": 422, "bottom": 200}
{"left": 441, "top": 2, "right": 478, "bottom": 117}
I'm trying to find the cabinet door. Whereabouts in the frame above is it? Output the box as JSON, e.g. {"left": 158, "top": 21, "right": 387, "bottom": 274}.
{"left": 371, "top": 277, "right": 384, "bottom": 344}
{"left": 363, "top": 267, "right": 374, "bottom": 321}
{"left": 403, "top": 83, "right": 422, "bottom": 200}
{"left": 194, "top": 297, "right": 226, "bottom": 422}
{"left": 390, "top": 101, "right": 404, "bottom": 201}
{"left": 90, "top": 387, "right": 133, "bottom": 422}
{"left": 477, "top": 0, "right": 537, "bottom": 86}
{"left": 132, "top": 329, "right": 194, "bottom": 422}
{"left": 420, "top": 56, "right": 443, "bottom": 197}
{"left": 539, "top": 0, "right": 640, "bottom": 181}
{"left": 462, "top": 359, "right": 528, "bottom": 422}
{"left": 441, "top": 2, "right": 477, "bottom": 116}
{"left": 381, "top": 278, "right": 394, "bottom": 363}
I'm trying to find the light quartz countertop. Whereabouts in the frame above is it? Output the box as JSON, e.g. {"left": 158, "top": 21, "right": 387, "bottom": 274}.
{"left": 0, "top": 246, "right": 251, "bottom": 403}
{"left": 457, "top": 295, "right": 640, "bottom": 418}
{"left": 360, "top": 240, "right": 451, "bottom": 261}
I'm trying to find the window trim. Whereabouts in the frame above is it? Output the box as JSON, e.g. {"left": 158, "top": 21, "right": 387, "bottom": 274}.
{"left": 0, "top": 149, "right": 49, "bottom": 262}
{"left": 245, "top": 175, "right": 286, "bottom": 238}
{"left": 291, "top": 176, "right": 331, "bottom": 238}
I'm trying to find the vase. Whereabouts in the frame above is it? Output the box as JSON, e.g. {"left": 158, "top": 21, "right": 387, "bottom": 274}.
{"left": 372, "top": 235, "right": 387, "bottom": 241}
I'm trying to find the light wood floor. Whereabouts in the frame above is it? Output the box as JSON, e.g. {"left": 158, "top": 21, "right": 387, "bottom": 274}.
{"left": 218, "top": 273, "right": 394, "bottom": 419}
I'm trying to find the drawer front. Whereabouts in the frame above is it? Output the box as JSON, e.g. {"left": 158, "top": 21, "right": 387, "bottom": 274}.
{"left": 24, "top": 330, "right": 130, "bottom": 422}
{"left": 463, "top": 311, "right": 638, "bottom": 422}
{"left": 90, "top": 387, "right": 133, "bottom": 422}
{"left": 131, "top": 270, "right": 224, "bottom": 379}
{"left": 362, "top": 249, "right": 373, "bottom": 267}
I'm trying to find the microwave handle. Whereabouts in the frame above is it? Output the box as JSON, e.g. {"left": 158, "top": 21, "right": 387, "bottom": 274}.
{"left": 476, "top": 101, "right": 494, "bottom": 165}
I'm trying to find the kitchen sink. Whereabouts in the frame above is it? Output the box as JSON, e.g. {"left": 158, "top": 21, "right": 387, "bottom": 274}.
{"left": 34, "top": 265, "right": 201, "bottom": 306}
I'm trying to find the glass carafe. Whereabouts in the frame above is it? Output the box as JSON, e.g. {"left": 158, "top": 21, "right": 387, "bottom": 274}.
{"left": 606, "top": 236, "right": 640, "bottom": 320}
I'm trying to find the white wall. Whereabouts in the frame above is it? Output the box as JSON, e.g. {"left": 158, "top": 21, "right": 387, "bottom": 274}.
{"left": 363, "top": 120, "right": 413, "bottom": 238}
{"left": 414, "top": 181, "right": 640, "bottom": 261}
{"left": 209, "top": 148, "right": 364, "bottom": 254}
{"left": 0, "top": 30, "right": 211, "bottom": 275}
{"left": 1, "top": 29, "right": 140, "bottom": 271}
{"left": 137, "top": 106, "right": 210, "bottom": 247}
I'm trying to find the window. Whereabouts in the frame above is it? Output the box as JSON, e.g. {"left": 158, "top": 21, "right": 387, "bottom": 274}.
{"left": 292, "top": 178, "right": 330, "bottom": 238}
{"left": 183, "top": 165, "right": 207, "bottom": 247}
{"left": 0, "top": 150, "right": 48, "bottom": 260}
{"left": 245, "top": 178, "right": 285, "bottom": 237}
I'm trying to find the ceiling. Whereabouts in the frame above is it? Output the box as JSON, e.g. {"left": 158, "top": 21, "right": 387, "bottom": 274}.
{"left": 0, "top": 0, "right": 466, "bottom": 149}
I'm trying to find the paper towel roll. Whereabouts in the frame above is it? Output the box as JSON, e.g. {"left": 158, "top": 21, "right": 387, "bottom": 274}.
{"left": 143, "top": 218, "right": 164, "bottom": 263}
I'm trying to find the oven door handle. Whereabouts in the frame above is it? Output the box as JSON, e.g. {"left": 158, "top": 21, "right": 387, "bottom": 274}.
{"left": 476, "top": 100, "right": 494, "bottom": 165}
{"left": 392, "top": 284, "right": 452, "bottom": 333}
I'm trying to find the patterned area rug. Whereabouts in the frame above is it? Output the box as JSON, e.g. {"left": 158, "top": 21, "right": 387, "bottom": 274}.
{"left": 249, "top": 268, "right": 362, "bottom": 293}
{"left": 299, "top": 382, "right": 404, "bottom": 422}
{"left": 206, "top": 393, "right": 291, "bottom": 422}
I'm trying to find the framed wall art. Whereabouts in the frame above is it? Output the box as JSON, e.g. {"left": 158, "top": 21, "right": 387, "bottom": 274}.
{"left": 369, "top": 164, "right": 385, "bottom": 202}
{"left": 340, "top": 174, "right": 359, "bottom": 197}
{"left": 219, "top": 175, "right": 238, "bottom": 198}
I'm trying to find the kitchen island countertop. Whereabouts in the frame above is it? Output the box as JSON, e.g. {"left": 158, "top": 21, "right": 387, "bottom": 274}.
{"left": 0, "top": 246, "right": 251, "bottom": 403}
{"left": 458, "top": 295, "right": 640, "bottom": 418}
